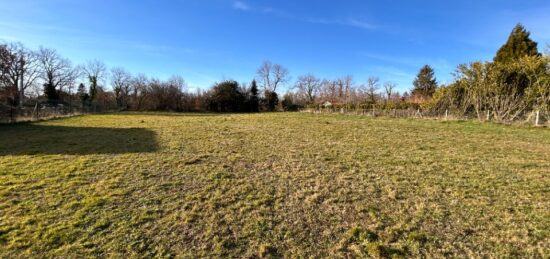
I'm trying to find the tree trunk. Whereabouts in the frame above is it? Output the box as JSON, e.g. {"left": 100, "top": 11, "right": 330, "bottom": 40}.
{"left": 19, "top": 67, "right": 24, "bottom": 108}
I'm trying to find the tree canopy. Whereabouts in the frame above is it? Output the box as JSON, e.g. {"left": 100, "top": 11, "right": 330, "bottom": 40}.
{"left": 494, "top": 24, "right": 540, "bottom": 64}
{"left": 412, "top": 65, "right": 437, "bottom": 98}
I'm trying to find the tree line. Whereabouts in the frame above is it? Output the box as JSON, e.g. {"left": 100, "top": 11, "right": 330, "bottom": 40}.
{"left": 0, "top": 44, "right": 195, "bottom": 112}
{"left": 0, "top": 43, "right": 290, "bottom": 113}
{"left": 428, "top": 24, "right": 550, "bottom": 122}
{"left": 283, "top": 24, "right": 549, "bottom": 122}
{"left": 1, "top": 23, "right": 549, "bottom": 120}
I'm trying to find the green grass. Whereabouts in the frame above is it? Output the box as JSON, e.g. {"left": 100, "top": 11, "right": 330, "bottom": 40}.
{"left": 0, "top": 112, "right": 549, "bottom": 258}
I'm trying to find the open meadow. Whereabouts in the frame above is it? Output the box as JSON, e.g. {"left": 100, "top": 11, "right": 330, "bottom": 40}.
{"left": 0, "top": 113, "right": 549, "bottom": 257}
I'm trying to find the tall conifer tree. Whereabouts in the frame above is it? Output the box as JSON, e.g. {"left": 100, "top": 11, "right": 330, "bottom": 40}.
{"left": 412, "top": 65, "right": 438, "bottom": 98}
{"left": 249, "top": 80, "right": 260, "bottom": 112}
{"left": 494, "top": 24, "right": 540, "bottom": 63}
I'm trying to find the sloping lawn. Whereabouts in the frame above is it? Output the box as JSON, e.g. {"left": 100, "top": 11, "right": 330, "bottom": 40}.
{"left": 0, "top": 113, "right": 549, "bottom": 257}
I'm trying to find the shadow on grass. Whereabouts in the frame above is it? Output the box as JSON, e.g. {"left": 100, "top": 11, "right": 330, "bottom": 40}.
{"left": 0, "top": 124, "right": 158, "bottom": 155}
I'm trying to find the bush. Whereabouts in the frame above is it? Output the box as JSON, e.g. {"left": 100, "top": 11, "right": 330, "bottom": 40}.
{"left": 206, "top": 80, "right": 246, "bottom": 112}
{"left": 263, "top": 90, "right": 279, "bottom": 112}
{"left": 281, "top": 93, "right": 303, "bottom": 111}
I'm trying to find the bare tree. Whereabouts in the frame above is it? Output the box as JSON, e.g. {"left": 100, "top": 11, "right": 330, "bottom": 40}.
{"left": 0, "top": 45, "right": 8, "bottom": 80}
{"left": 341, "top": 75, "right": 354, "bottom": 102}
{"left": 0, "top": 43, "right": 41, "bottom": 106}
{"left": 148, "top": 78, "right": 171, "bottom": 111}
{"left": 256, "top": 61, "right": 289, "bottom": 92}
{"left": 131, "top": 73, "right": 149, "bottom": 110}
{"left": 37, "top": 47, "right": 78, "bottom": 101}
{"left": 331, "top": 76, "right": 352, "bottom": 101}
{"left": 110, "top": 67, "right": 132, "bottom": 109}
{"left": 335, "top": 78, "right": 344, "bottom": 99}
{"left": 366, "top": 76, "right": 380, "bottom": 104}
{"left": 272, "top": 64, "right": 289, "bottom": 92}
{"left": 165, "top": 75, "right": 187, "bottom": 110}
{"left": 0, "top": 44, "right": 15, "bottom": 106}
{"left": 457, "top": 62, "right": 490, "bottom": 120}
{"left": 295, "top": 74, "right": 321, "bottom": 104}
{"left": 167, "top": 75, "right": 187, "bottom": 92}
{"left": 319, "top": 79, "right": 336, "bottom": 102}
{"left": 384, "top": 82, "right": 396, "bottom": 100}
{"left": 257, "top": 61, "right": 272, "bottom": 92}
{"left": 81, "top": 60, "right": 107, "bottom": 102}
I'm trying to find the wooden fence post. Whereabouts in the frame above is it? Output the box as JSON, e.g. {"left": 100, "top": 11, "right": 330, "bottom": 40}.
{"left": 445, "top": 109, "right": 448, "bottom": 120}
{"left": 535, "top": 110, "right": 540, "bottom": 126}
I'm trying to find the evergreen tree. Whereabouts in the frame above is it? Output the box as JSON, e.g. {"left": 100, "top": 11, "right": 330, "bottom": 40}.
{"left": 264, "top": 90, "right": 279, "bottom": 111}
{"left": 206, "top": 80, "right": 245, "bottom": 112}
{"left": 494, "top": 24, "right": 541, "bottom": 95}
{"left": 77, "top": 83, "right": 90, "bottom": 107}
{"left": 412, "top": 65, "right": 437, "bottom": 98}
{"left": 88, "top": 75, "right": 98, "bottom": 102}
{"left": 249, "top": 80, "right": 260, "bottom": 112}
{"left": 43, "top": 83, "right": 59, "bottom": 102}
{"left": 494, "top": 24, "right": 540, "bottom": 63}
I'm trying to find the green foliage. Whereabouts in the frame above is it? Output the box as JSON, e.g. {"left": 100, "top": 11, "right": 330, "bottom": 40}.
{"left": 263, "top": 90, "right": 279, "bottom": 111}
{"left": 427, "top": 24, "right": 549, "bottom": 122}
{"left": 425, "top": 82, "right": 467, "bottom": 113}
{"left": 492, "top": 32, "right": 544, "bottom": 99}
{"left": 281, "top": 92, "right": 303, "bottom": 111}
{"left": 430, "top": 56, "right": 549, "bottom": 121}
{"left": 206, "top": 80, "right": 246, "bottom": 112}
{"left": 43, "top": 83, "right": 59, "bottom": 102}
{"left": 249, "top": 80, "right": 260, "bottom": 112}
{"left": 205, "top": 80, "right": 270, "bottom": 113}
{"left": 77, "top": 83, "right": 90, "bottom": 107}
{"left": 518, "top": 55, "right": 550, "bottom": 112}
{"left": 88, "top": 76, "right": 98, "bottom": 102}
{"left": 412, "top": 65, "right": 438, "bottom": 98}
{"left": 494, "top": 24, "right": 540, "bottom": 64}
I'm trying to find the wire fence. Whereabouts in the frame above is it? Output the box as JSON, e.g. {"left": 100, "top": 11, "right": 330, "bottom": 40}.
{"left": 0, "top": 103, "right": 89, "bottom": 123}
{"left": 2, "top": 103, "right": 548, "bottom": 127}
{"left": 300, "top": 107, "right": 550, "bottom": 127}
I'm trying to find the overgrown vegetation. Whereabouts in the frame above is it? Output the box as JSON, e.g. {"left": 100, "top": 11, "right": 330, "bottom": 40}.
{"left": 1, "top": 113, "right": 548, "bottom": 257}
{"left": 3, "top": 24, "right": 548, "bottom": 122}
{"left": 428, "top": 24, "right": 550, "bottom": 122}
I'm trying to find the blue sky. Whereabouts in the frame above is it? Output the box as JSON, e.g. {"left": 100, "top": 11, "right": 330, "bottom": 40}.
{"left": 1, "top": 0, "right": 549, "bottom": 93}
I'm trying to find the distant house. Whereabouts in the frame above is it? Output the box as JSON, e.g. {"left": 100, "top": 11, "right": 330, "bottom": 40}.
{"left": 321, "top": 101, "right": 346, "bottom": 109}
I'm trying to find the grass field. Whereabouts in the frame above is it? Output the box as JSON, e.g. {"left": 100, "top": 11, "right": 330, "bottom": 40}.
{"left": 0, "top": 113, "right": 549, "bottom": 258}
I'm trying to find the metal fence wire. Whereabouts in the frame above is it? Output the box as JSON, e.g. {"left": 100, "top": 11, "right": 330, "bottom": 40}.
{"left": 2, "top": 104, "right": 548, "bottom": 126}
{"left": 0, "top": 103, "right": 87, "bottom": 123}
{"left": 300, "top": 108, "right": 550, "bottom": 127}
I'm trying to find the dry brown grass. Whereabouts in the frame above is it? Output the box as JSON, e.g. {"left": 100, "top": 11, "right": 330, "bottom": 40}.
{"left": 0, "top": 112, "right": 549, "bottom": 257}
